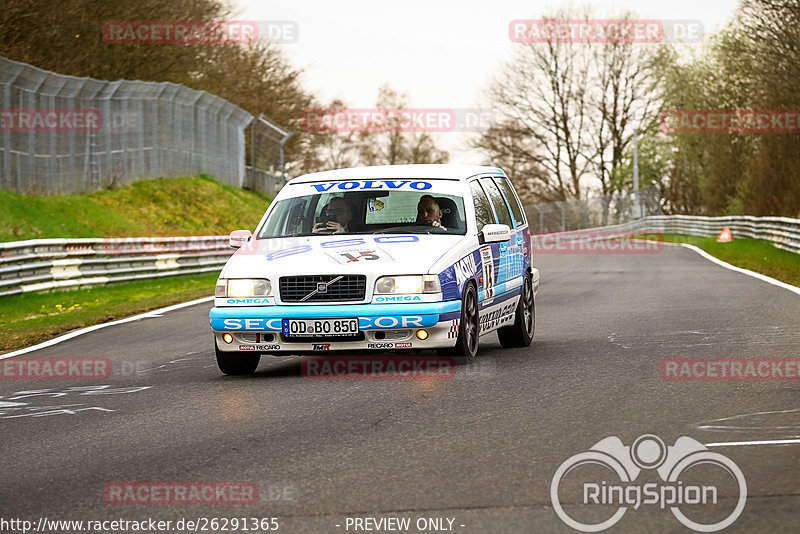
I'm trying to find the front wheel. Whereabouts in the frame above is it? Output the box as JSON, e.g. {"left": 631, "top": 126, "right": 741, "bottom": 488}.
{"left": 452, "top": 282, "right": 480, "bottom": 362}
{"left": 215, "top": 341, "right": 260, "bottom": 375}
{"left": 497, "top": 271, "right": 535, "bottom": 348}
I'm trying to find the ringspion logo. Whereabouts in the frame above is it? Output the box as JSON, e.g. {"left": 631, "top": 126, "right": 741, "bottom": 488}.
{"left": 551, "top": 434, "right": 746, "bottom": 532}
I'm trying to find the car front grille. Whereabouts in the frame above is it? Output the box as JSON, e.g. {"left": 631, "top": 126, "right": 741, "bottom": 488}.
{"left": 279, "top": 275, "right": 366, "bottom": 303}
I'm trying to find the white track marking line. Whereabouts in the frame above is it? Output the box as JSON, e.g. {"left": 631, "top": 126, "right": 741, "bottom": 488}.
{"left": 706, "top": 439, "right": 800, "bottom": 447}
{"left": 672, "top": 242, "right": 800, "bottom": 297}
{"left": 609, "top": 238, "right": 799, "bottom": 296}
{"left": 1, "top": 296, "right": 213, "bottom": 359}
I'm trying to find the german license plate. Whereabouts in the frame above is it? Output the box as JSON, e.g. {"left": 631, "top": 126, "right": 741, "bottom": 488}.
{"left": 282, "top": 318, "right": 359, "bottom": 337}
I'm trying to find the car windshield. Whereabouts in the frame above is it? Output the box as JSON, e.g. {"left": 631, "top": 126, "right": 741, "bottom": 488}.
{"left": 257, "top": 189, "right": 467, "bottom": 237}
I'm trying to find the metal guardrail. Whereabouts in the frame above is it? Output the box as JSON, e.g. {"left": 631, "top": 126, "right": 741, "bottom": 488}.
{"left": 1, "top": 215, "right": 798, "bottom": 297}
{"left": 528, "top": 215, "right": 800, "bottom": 254}
{"left": 635, "top": 215, "right": 800, "bottom": 254}
{"left": 0, "top": 236, "right": 232, "bottom": 296}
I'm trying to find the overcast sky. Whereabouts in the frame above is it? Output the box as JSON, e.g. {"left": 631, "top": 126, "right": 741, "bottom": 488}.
{"left": 239, "top": 0, "right": 741, "bottom": 162}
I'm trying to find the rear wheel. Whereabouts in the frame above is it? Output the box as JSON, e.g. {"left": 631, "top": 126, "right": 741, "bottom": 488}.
{"left": 452, "top": 282, "right": 479, "bottom": 362}
{"left": 215, "top": 341, "right": 260, "bottom": 375}
{"left": 497, "top": 271, "right": 535, "bottom": 348}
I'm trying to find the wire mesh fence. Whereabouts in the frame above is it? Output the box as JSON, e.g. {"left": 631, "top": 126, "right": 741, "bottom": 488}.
{"left": 0, "top": 55, "right": 253, "bottom": 195}
{"left": 243, "top": 114, "right": 292, "bottom": 197}
{"left": 522, "top": 186, "right": 663, "bottom": 232}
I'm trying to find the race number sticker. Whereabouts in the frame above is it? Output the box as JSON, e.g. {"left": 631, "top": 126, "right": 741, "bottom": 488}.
{"left": 480, "top": 246, "right": 495, "bottom": 304}
{"left": 325, "top": 247, "right": 394, "bottom": 264}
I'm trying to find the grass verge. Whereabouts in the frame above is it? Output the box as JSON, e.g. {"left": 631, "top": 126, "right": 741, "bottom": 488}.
{"left": 0, "top": 272, "right": 218, "bottom": 353}
{"left": 652, "top": 234, "right": 800, "bottom": 288}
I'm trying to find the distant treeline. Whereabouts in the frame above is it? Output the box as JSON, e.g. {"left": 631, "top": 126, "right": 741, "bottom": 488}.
{"left": 476, "top": 0, "right": 800, "bottom": 217}
{"left": 2, "top": 0, "right": 798, "bottom": 216}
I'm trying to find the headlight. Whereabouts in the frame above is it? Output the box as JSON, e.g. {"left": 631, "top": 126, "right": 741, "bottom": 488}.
{"left": 220, "top": 279, "right": 272, "bottom": 297}
{"left": 375, "top": 275, "right": 441, "bottom": 294}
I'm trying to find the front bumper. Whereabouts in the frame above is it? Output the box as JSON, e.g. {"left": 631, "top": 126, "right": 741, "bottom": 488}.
{"left": 210, "top": 301, "right": 462, "bottom": 353}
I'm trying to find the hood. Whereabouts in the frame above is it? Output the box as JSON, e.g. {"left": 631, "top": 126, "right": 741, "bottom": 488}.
{"left": 221, "top": 234, "right": 467, "bottom": 278}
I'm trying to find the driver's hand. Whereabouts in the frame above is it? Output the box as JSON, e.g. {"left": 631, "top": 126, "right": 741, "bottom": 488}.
{"left": 327, "top": 221, "right": 344, "bottom": 233}
{"left": 312, "top": 222, "right": 327, "bottom": 233}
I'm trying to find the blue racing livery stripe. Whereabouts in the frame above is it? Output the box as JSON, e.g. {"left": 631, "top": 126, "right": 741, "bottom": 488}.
{"left": 210, "top": 301, "right": 461, "bottom": 331}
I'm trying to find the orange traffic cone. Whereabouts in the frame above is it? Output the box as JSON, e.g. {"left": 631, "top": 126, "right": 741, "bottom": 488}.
{"left": 717, "top": 226, "right": 733, "bottom": 242}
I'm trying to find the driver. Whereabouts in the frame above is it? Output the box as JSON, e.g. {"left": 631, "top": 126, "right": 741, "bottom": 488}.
{"left": 416, "top": 195, "right": 447, "bottom": 230}
{"left": 312, "top": 196, "right": 352, "bottom": 234}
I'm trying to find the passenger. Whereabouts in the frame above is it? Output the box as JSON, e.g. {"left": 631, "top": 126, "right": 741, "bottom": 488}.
{"left": 312, "top": 196, "right": 352, "bottom": 234}
{"left": 416, "top": 194, "right": 447, "bottom": 230}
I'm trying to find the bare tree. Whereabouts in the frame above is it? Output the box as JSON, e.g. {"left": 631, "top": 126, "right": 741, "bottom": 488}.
{"left": 478, "top": 7, "right": 669, "bottom": 210}
{"left": 479, "top": 7, "right": 595, "bottom": 202}
{"left": 358, "top": 84, "right": 448, "bottom": 165}
{"left": 587, "top": 13, "right": 669, "bottom": 222}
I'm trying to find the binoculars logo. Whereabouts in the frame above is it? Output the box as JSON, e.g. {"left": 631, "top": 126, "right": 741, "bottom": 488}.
{"left": 551, "top": 434, "right": 747, "bottom": 532}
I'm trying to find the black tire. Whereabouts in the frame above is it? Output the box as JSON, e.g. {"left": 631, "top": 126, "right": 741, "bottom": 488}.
{"left": 497, "top": 271, "right": 535, "bottom": 348}
{"left": 215, "top": 341, "right": 260, "bottom": 375}
{"left": 452, "top": 282, "right": 480, "bottom": 362}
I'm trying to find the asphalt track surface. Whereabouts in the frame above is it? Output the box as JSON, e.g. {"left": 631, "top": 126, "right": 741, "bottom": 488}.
{"left": 2, "top": 245, "right": 799, "bottom": 533}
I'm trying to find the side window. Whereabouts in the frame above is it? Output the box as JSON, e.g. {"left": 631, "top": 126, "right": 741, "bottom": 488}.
{"left": 494, "top": 178, "right": 526, "bottom": 226}
{"left": 481, "top": 178, "right": 514, "bottom": 228}
{"left": 261, "top": 197, "right": 309, "bottom": 236}
{"left": 469, "top": 180, "right": 494, "bottom": 231}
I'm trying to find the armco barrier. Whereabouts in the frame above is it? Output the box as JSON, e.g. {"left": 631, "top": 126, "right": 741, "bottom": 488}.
{"left": 638, "top": 215, "right": 800, "bottom": 254}
{"left": 1, "top": 215, "right": 798, "bottom": 297}
{"left": 0, "top": 236, "right": 232, "bottom": 296}
{"left": 524, "top": 214, "right": 800, "bottom": 255}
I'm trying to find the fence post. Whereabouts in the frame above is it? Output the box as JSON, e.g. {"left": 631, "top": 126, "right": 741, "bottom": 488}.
{"left": 555, "top": 201, "right": 566, "bottom": 231}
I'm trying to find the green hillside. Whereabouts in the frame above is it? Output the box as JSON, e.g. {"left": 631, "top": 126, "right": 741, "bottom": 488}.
{"left": 0, "top": 175, "right": 272, "bottom": 241}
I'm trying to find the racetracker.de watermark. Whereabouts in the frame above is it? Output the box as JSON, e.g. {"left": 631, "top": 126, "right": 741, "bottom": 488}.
{"left": 300, "top": 108, "right": 495, "bottom": 133}
{"left": 301, "top": 356, "right": 456, "bottom": 380}
{"left": 661, "top": 358, "right": 800, "bottom": 381}
{"left": 509, "top": 19, "right": 704, "bottom": 44}
{"left": 531, "top": 231, "right": 664, "bottom": 254}
{"left": 1, "top": 109, "right": 102, "bottom": 132}
{"left": 1, "top": 357, "right": 111, "bottom": 380}
{"left": 104, "top": 482, "right": 258, "bottom": 505}
{"left": 660, "top": 109, "right": 800, "bottom": 134}
{"left": 96, "top": 236, "right": 228, "bottom": 255}
{"left": 103, "top": 20, "right": 298, "bottom": 45}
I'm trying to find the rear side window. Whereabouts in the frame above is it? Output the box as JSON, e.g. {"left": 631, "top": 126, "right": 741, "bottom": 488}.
{"left": 494, "top": 178, "right": 526, "bottom": 226}
{"left": 480, "top": 178, "right": 514, "bottom": 228}
{"left": 469, "top": 180, "right": 494, "bottom": 231}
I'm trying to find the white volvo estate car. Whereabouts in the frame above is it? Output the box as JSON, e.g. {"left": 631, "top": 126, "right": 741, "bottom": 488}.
{"left": 210, "top": 164, "right": 540, "bottom": 375}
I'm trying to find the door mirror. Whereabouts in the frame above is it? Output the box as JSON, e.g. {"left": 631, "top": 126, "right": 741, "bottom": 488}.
{"left": 481, "top": 224, "right": 511, "bottom": 244}
{"left": 229, "top": 230, "right": 252, "bottom": 249}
